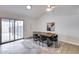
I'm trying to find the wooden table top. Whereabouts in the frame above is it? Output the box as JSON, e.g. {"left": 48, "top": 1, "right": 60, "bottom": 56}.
{"left": 38, "top": 32, "right": 56, "bottom": 37}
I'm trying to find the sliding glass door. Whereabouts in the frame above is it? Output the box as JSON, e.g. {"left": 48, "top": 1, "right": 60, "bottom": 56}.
{"left": 1, "top": 19, "right": 23, "bottom": 43}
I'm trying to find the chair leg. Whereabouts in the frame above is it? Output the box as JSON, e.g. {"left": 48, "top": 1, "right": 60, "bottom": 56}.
{"left": 42, "top": 42, "right": 44, "bottom": 47}
{"left": 35, "top": 41, "right": 37, "bottom": 44}
{"left": 39, "top": 41, "right": 40, "bottom": 46}
{"left": 40, "top": 42, "right": 43, "bottom": 47}
{"left": 55, "top": 41, "right": 59, "bottom": 48}
{"left": 33, "top": 39, "right": 35, "bottom": 43}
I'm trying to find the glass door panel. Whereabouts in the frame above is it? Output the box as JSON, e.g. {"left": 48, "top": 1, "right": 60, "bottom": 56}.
{"left": 9, "top": 20, "right": 14, "bottom": 41}
{"left": 2, "top": 19, "right": 9, "bottom": 42}
{"left": 20, "top": 21, "right": 23, "bottom": 38}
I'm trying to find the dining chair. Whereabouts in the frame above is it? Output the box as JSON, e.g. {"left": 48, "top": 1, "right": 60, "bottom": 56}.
{"left": 50, "top": 34, "right": 59, "bottom": 48}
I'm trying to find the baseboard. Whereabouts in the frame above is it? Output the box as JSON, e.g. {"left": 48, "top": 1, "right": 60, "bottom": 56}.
{"left": 58, "top": 34, "right": 79, "bottom": 46}
{"left": 59, "top": 38, "right": 79, "bottom": 46}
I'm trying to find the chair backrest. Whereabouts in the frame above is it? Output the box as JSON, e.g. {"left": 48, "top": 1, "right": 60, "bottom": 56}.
{"left": 40, "top": 35, "right": 47, "bottom": 41}
{"left": 33, "top": 33, "right": 38, "bottom": 38}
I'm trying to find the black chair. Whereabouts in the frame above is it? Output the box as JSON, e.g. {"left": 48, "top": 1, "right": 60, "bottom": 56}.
{"left": 33, "top": 34, "right": 38, "bottom": 40}
{"left": 39, "top": 35, "right": 48, "bottom": 46}
{"left": 33, "top": 34, "right": 41, "bottom": 45}
{"left": 50, "top": 34, "right": 58, "bottom": 48}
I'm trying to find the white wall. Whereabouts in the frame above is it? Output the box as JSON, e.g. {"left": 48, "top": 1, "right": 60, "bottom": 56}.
{"left": 23, "top": 17, "right": 37, "bottom": 38}
{"left": 36, "top": 12, "right": 79, "bottom": 45}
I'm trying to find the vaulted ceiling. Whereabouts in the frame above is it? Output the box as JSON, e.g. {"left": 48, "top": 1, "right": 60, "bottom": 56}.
{"left": 0, "top": 5, "right": 79, "bottom": 19}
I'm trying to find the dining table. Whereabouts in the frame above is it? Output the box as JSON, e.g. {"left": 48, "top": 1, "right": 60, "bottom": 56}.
{"left": 37, "top": 32, "right": 58, "bottom": 47}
